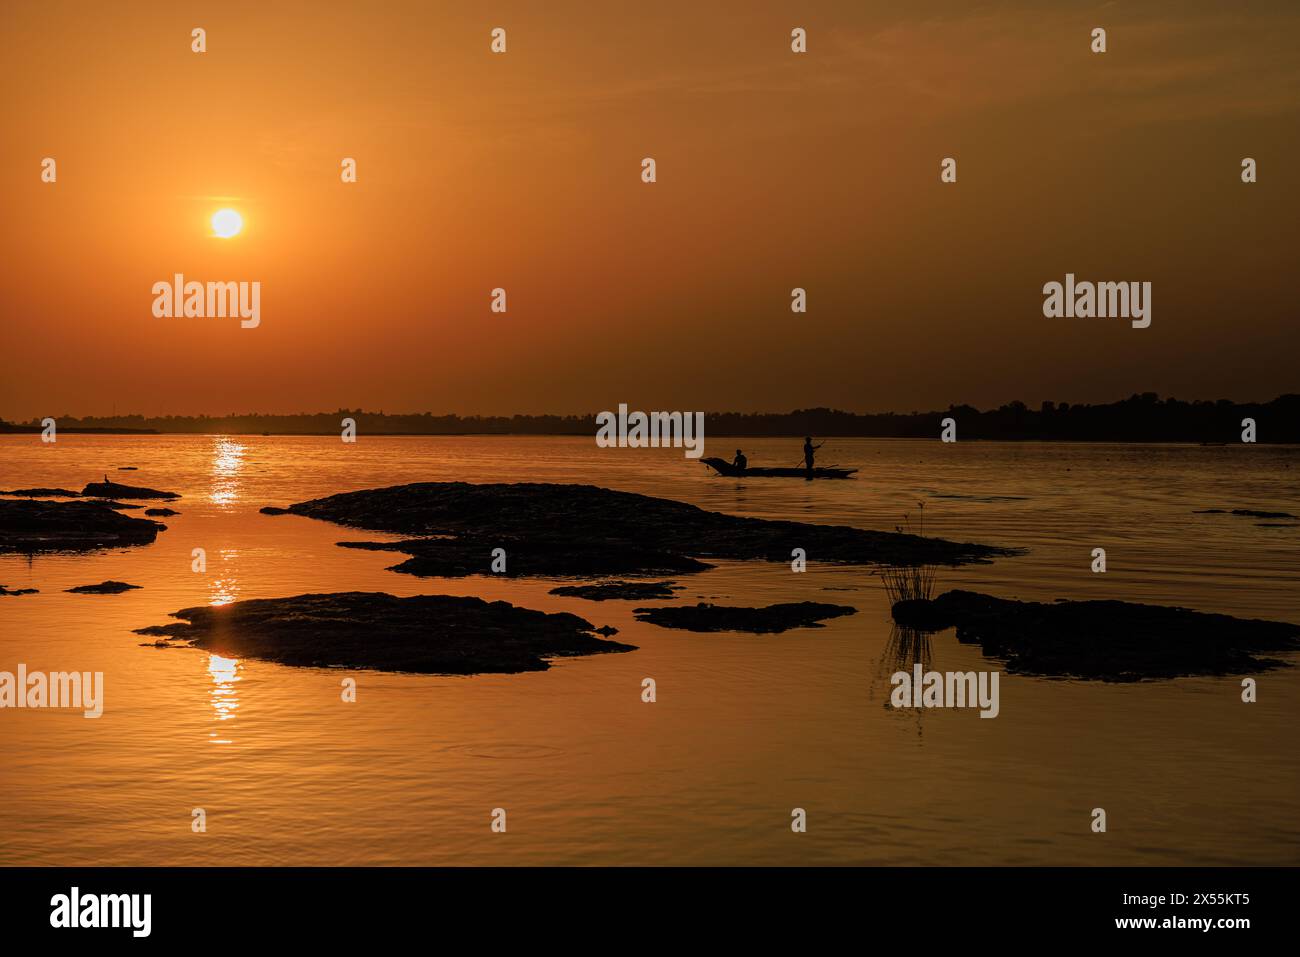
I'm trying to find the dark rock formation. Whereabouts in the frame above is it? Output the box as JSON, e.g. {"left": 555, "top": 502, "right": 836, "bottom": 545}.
{"left": 134, "top": 591, "right": 634, "bottom": 674}
{"left": 892, "top": 589, "right": 1300, "bottom": 681}
{"left": 0, "top": 585, "right": 39, "bottom": 596}
{"left": 551, "top": 580, "right": 684, "bottom": 601}
{"left": 0, "top": 488, "right": 82, "bottom": 498}
{"left": 0, "top": 499, "right": 164, "bottom": 553}
{"left": 81, "top": 480, "right": 180, "bottom": 500}
{"left": 634, "top": 601, "right": 857, "bottom": 633}
{"left": 66, "top": 580, "right": 142, "bottom": 594}
{"left": 263, "top": 482, "right": 1008, "bottom": 578}
{"left": 144, "top": 508, "right": 179, "bottom": 517}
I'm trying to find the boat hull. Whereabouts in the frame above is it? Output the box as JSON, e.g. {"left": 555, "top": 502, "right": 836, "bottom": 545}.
{"left": 701, "top": 457, "right": 856, "bottom": 479}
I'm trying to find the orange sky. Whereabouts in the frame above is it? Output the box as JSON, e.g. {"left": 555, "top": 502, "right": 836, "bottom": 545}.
{"left": 2, "top": 0, "right": 1298, "bottom": 418}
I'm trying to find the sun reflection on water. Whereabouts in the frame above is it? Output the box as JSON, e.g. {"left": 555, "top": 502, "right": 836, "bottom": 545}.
{"left": 209, "top": 437, "right": 245, "bottom": 508}
{"left": 209, "top": 577, "right": 239, "bottom": 607}
{"left": 208, "top": 548, "right": 241, "bottom": 606}
{"left": 207, "top": 654, "right": 241, "bottom": 743}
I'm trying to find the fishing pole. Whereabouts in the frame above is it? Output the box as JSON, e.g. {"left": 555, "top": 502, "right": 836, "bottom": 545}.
{"left": 790, "top": 440, "right": 828, "bottom": 468}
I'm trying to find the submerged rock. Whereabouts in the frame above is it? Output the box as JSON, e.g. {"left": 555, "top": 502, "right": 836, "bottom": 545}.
{"left": 263, "top": 482, "right": 1008, "bottom": 578}
{"left": 0, "top": 585, "right": 39, "bottom": 596}
{"left": 133, "top": 591, "right": 635, "bottom": 675}
{"left": 892, "top": 589, "right": 1300, "bottom": 681}
{"left": 81, "top": 480, "right": 180, "bottom": 500}
{"left": 634, "top": 601, "right": 857, "bottom": 633}
{"left": 0, "top": 499, "right": 164, "bottom": 553}
{"left": 66, "top": 580, "right": 142, "bottom": 594}
{"left": 551, "top": 580, "right": 684, "bottom": 601}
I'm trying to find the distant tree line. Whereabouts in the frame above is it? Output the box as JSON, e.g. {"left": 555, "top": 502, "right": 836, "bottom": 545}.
{"left": 2, "top": 393, "right": 1296, "bottom": 442}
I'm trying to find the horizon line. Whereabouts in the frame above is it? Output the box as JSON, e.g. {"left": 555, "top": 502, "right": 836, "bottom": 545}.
{"left": 4, "top": 392, "right": 1297, "bottom": 424}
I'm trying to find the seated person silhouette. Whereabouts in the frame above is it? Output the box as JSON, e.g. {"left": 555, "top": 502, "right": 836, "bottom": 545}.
{"left": 732, "top": 449, "right": 748, "bottom": 472}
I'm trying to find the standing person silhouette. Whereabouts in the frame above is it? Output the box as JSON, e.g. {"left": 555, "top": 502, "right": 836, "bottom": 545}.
{"left": 802, "top": 436, "right": 823, "bottom": 476}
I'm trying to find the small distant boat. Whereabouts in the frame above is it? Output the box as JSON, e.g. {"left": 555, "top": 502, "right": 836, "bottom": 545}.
{"left": 701, "top": 457, "right": 857, "bottom": 479}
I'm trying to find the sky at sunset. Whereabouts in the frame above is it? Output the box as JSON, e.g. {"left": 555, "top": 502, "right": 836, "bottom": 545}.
{"left": 2, "top": 0, "right": 1298, "bottom": 419}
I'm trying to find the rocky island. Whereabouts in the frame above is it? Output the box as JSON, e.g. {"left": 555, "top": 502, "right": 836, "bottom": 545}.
{"left": 892, "top": 589, "right": 1300, "bottom": 680}
{"left": 0, "top": 499, "right": 165, "bottom": 553}
{"left": 66, "top": 580, "right": 142, "bottom": 594}
{"left": 81, "top": 480, "right": 180, "bottom": 500}
{"left": 634, "top": 601, "right": 858, "bottom": 633}
{"left": 262, "top": 482, "right": 1010, "bottom": 578}
{"left": 550, "top": 580, "right": 684, "bottom": 601}
{"left": 135, "top": 591, "right": 634, "bottom": 674}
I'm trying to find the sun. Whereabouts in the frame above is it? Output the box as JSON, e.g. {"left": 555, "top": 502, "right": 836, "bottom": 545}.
{"left": 211, "top": 208, "right": 243, "bottom": 238}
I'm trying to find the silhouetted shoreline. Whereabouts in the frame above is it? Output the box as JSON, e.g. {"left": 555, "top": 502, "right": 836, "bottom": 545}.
{"left": 3, "top": 393, "right": 1296, "bottom": 441}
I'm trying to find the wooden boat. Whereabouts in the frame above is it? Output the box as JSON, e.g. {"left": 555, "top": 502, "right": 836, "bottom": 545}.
{"left": 701, "top": 457, "right": 857, "bottom": 479}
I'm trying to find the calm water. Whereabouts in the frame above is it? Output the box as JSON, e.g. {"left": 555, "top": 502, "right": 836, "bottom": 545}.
{"left": 1, "top": 434, "right": 1297, "bottom": 865}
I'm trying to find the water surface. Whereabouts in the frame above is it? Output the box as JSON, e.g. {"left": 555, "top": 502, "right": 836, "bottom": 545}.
{"left": 2, "top": 435, "right": 1297, "bottom": 864}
